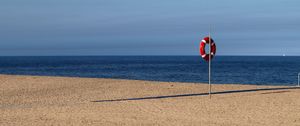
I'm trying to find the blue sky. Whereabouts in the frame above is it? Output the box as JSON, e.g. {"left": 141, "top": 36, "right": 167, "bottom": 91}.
{"left": 0, "top": 0, "right": 299, "bottom": 56}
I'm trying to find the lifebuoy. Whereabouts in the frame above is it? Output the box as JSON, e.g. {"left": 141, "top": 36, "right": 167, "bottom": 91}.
{"left": 199, "top": 37, "right": 216, "bottom": 61}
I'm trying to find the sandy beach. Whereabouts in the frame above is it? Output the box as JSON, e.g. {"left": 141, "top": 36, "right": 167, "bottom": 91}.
{"left": 0, "top": 74, "right": 299, "bottom": 126}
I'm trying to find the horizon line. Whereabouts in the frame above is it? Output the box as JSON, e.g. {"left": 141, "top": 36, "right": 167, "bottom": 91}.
{"left": 0, "top": 55, "right": 299, "bottom": 57}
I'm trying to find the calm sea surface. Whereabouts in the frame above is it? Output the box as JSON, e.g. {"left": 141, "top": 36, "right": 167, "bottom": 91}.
{"left": 0, "top": 56, "right": 299, "bottom": 86}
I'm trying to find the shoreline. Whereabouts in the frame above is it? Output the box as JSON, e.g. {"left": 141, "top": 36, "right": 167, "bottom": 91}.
{"left": 1, "top": 74, "right": 299, "bottom": 126}
{"left": 0, "top": 74, "right": 295, "bottom": 86}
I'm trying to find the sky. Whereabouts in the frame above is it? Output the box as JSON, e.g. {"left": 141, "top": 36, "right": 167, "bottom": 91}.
{"left": 0, "top": 0, "right": 299, "bottom": 56}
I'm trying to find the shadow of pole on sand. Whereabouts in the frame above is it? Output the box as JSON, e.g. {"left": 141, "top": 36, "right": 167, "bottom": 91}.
{"left": 91, "top": 87, "right": 300, "bottom": 103}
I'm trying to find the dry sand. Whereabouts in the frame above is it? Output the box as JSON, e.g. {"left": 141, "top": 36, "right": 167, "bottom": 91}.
{"left": 0, "top": 74, "right": 300, "bottom": 126}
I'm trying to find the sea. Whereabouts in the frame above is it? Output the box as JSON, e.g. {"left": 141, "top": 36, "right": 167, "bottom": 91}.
{"left": 0, "top": 56, "right": 299, "bottom": 86}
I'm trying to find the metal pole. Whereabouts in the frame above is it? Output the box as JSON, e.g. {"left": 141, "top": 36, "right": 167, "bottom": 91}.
{"left": 209, "top": 28, "right": 211, "bottom": 98}
{"left": 298, "top": 73, "right": 300, "bottom": 87}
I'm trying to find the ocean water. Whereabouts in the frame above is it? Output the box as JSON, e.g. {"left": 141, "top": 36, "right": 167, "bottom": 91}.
{"left": 0, "top": 56, "right": 299, "bottom": 86}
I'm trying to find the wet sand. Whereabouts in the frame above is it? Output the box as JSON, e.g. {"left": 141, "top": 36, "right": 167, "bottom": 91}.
{"left": 1, "top": 75, "right": 300, "bottom": 126}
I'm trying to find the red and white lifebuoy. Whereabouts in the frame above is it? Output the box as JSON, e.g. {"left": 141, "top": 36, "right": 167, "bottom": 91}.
{"left": 199, "top": 37, "right": 216, "bottom": 61}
